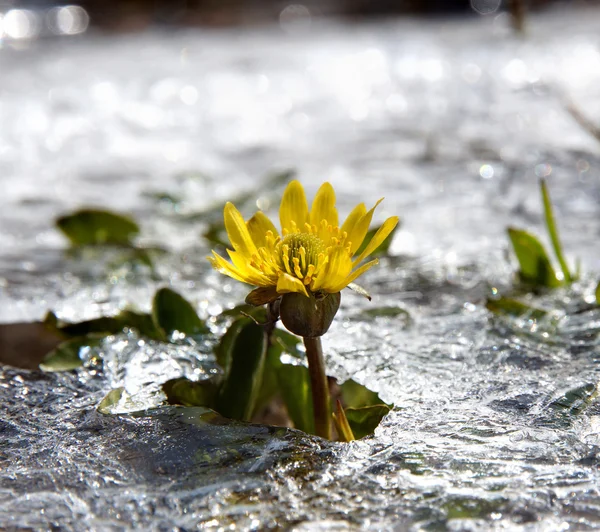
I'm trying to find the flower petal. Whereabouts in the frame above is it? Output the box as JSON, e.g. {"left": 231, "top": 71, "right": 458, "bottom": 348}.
{"left": 276, "top": 272, "right": 309, "bottom": 296}
{"left": 340, "top": 202, "right": 366, "bottom": 247}
{"left": 311, "top": 245, "right": 353, "bottom": 292}
{"left": 352, "top": 216, "right": 399, "bottom": 267}
{"left": 330, "top": 259, "right": 379, "bottom": 292}
{"left": 279, "top": 180, "right": 309, "bottom": 233}
{"left": 346, "top": 282, "right": 372, "bottom": 300}
{"left": 310, "top": 182, "right": 338, "bottom": 230}
{"left": 227, "top": 249, "right": 271, "bottom": 286}
{"left": 208, "top": 251, "right": 250, "bottom": 284}
{"left": 224, "top": 202, "right": 258, "bottom": 258}
{"left": 346, "top": 198, "right": 384, "bottom": 255}
{"left": 246, "top": 211, "right": 279, "bottom": 248}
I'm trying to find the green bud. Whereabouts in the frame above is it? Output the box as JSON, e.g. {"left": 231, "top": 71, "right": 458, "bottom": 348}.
{"left": 279, "top": 291, "right": 341, "bottom": 338}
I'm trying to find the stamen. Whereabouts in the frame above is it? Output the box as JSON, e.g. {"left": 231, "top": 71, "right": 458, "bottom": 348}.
{"left": 259, "top": 247, "right": 270, "bottom": 261}
{"left": 278, "top": 232, "right": 326, "bottom": 281}
{"left": 299, "top": 246, "right": 307, "bottom": 271}
{"left": 304, "top": 264, "right": 316, "bottom": 284}
{"left": 282, "top": 254, "right": 292, "bottom": 274}
{"left": 292, "top": 257, "right": 303, "bottom": 278}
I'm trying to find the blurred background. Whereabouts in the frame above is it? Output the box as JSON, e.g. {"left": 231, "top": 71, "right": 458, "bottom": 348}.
{"left": 0, "top": 0, "right": 598, "bottom": 38}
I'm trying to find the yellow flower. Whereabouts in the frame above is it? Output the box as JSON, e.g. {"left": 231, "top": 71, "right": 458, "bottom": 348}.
{"left": 208, "top": 180, "right": 399, "bottom": 302}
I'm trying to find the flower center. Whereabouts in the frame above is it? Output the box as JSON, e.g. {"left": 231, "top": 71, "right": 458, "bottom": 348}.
{"left": 279, "top": 232, "right": 325, "bottom": 281}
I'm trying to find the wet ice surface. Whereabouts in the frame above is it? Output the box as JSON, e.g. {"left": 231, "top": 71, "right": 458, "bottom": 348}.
{"left": 3, "top": 7, "right": 600, "bottom": 530}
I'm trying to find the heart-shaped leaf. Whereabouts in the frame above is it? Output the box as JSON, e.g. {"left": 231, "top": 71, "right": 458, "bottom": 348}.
{"left": 163, "top": 377, "right": 220, "bottom": 407}
{"left": 152, "top": 288, "right": 209, "bottom": 337}
{"left": 56, "top": 209, "right": 139, "bottom": 247}
{"left": 40, "top": 336, "right": 102, "bottom": 372}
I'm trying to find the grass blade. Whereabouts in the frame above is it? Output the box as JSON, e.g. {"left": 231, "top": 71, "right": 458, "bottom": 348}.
{"left": 540, "top": 179, "right": 572, "bottom": 283}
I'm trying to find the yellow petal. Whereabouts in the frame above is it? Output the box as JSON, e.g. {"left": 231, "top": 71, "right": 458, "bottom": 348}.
{"left": 347, "top": 198, "right": 384, "bottom": 255}
{"left": 246, "top": 211, "right": 278, "bottom": 248}
{"left": 224, "top": 202, "right": 258, "bottom": 258}
{"left": 279, "top": 180, "right": 309, "bottom": 233}
{"left": 311, "top": 245, "right": 352, "bottom": 292}
{"left": 330, "top": 259, "right": 379, "bottom": 292}
{"left": 227, "top": 250, "right": 271, "bottom": 286}
{"left": 276, "top": 272, "right": 309, "bottom": 296}
{"left": 340, "top": 202, "right": 367, "bottom": 245}
{"left": 208, "top": 251, "right": 250, "bottom": 284}
{"left": 310, "top": 182, "right": 338, "bottom": 230}
{"left": 352, "top": 216, "right": 399, "bottom": 267}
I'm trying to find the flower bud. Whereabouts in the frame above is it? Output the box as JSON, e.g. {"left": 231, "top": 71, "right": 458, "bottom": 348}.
{"left": 279, "top": 291, "right": 341, "bottom": 337}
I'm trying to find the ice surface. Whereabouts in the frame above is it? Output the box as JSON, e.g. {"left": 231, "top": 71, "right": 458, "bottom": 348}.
{"left": 3, "top": 7, "right": 600, "bottom": 530}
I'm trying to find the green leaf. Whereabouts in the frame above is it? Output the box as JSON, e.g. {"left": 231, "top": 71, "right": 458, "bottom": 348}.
{"left": 277, "top": 363, "right": 315, "bottom": 434}
{"left": 215, "top": 318, "right": 268, "bottom": 421}
{"left": 549, "top": 383, "right": 597, "bottom": 416}
{"left": 162, "top": 377, "right": 220, "bottom": 407}
{"left": 152, "top": 288, "right": 209, "bottom": 338}
{"left": 43, "top": 311, "right": 59, "bottom": 330}
{"left": 216, "top": 304, "right": 267, "bottom": 323}
{"left": 108, "top": 246, "right": 165, "bottom": 273}
{"left": 97, "top": 387, "right": 125, "bottom": 414}
{"left": 56, "top": 209, "right": 139, "bottom": 247}
{"left": 344, "top": 404, "right": 391, "bottom": 439}
{"left": 39, "top": 336, "right": 102, "bottom": 372}
{"left": 252, "top": 328, "right": 304, "bottom": 415}
{"left": 50, "top": 309, "right": 164, "bottom": 342}
{"left": 596, "top": 281, "right": 600, "bottom": 305}
{"left": 507, "top": 227, "right": 562, "bottom": 288}
{"left": 485, "top": 297, "right": 548, "bottom": 321}
{"left": 271, "top": 328, "right": 305, "bottom": 360}
{"left": 252, "top": 343, "right": 284, "bottom": 415}
{"left": 118, "top": 310, "right": 165, "bottom": 341}
{"left": 54, "top": 316, "right": 130, "bottom": 338}
{"left": 215, "top": 318, "right": 246, "bottom": 373}
{"left": 355, "top": 221, "right": 399, "bottom": 257}
{"left": 541, "top": 179, "right": 573, "bottom": 283}
{"left": 341, "top": 379, "right": 386, "bottom": 409}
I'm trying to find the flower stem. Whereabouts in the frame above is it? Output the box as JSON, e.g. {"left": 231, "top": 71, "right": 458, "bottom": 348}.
{"left": 303, "top": 336, "right": 331, "bottom": 440}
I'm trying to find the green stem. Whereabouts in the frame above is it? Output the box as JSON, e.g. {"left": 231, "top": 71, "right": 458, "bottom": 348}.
{"left": 303, "top": 336, "right": 332, "bottom": 440}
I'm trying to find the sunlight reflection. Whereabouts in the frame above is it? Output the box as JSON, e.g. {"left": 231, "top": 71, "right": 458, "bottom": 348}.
{"left": 47, "top": 5, "right": 89, "bottom": 36}
{"left": 3, "top": 9, "right": 39, "bottom": 40}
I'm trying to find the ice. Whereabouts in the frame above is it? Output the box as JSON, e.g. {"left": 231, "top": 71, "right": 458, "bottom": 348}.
{"left": 3, "top": 7, "right": 600, "bottom": 530}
